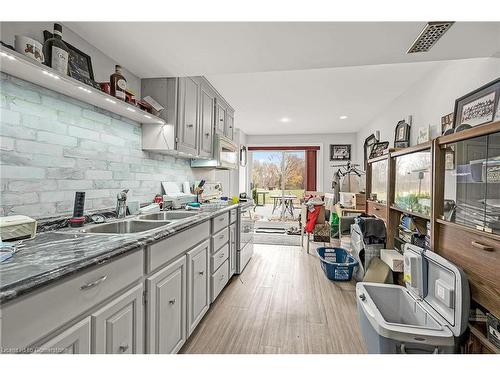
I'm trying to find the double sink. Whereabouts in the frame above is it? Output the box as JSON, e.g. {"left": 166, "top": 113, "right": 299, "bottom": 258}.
{"left": 80, "top": 211, "right": 199, "bottom": 235}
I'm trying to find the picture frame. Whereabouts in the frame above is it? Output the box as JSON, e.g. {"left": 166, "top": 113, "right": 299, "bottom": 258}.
{"left": 43, "top": 30, "right": 100, "bottom": 89}
{"left": 363, "top": 133, "right": 378, "bottom": 169}
{"left": 441, "top": 112, "right": 454, "bottom": 135}
{"left": 445, "top": 146, "right": 455, "bottom": 170}
{"left": 417, "top": 126, "right": 430, "bottom": 144}
{"left": 394, "top": 120, "right": 411, "bottom": 148}
{"left": 329, "top": 144, "right": 351, "bottom": 161}
{"left": 369, "top": 141, "right": 389, "bottom": 159}
{"left": 453, "top": 78, "right": 500, "bottom": 129}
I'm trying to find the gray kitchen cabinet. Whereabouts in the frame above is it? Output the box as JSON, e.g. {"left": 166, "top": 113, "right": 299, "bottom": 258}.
{"left": 177, "top": 77, "right": 201, "bottom": 155}
{"left": 186, "top": 240, "right": 210, "bottom": 335}
{"left": 199, "top": 80, "right": 216, "bottom": 158}
{"left": 226, "top": 107, "right": 234, "bottom": 140}
{"left": 229, "top": 223, "right": 237, "bottom": 277}
{"left": 215, "top": 98, "right": 227, "bottom": 135}
{"left": 146, "top": 256, "right": 187, "bottom": 354}
{"left": 36, "top": 317, "right": 91, "bottom": 354}
{"left": 91, "top": 283, "right": 144, "bottom": 354}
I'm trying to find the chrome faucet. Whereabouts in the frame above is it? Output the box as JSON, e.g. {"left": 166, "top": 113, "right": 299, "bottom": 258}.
{"left": 116, "top": 189, "right": 129, "bottom": 219}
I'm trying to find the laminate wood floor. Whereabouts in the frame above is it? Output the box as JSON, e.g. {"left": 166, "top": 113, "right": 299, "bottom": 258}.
{"left": 180, "top": 243, "right": 367, "bottom": 354}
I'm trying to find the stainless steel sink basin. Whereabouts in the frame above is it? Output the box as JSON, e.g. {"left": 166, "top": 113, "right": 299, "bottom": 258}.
{"left": 81, "top": 220, "right": 170, "bottom": 234}
{"left": 138, "top": 211, "right": 198, "bottom": 221}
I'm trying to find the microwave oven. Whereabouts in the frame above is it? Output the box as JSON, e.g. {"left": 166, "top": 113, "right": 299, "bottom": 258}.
{"left": 191, "top": 134, "right": 238, "bottom": 169}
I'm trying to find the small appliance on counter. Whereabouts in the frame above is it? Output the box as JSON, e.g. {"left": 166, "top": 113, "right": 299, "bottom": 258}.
{"left": 0, "top": 215, "right": 37, "bottom": 241}
{"left": 198, "top": 181, "right": 223, "bottom": 202}
{"left": 69, "top": 191, "right": 86, "bottom": 227}
{"left": 162, "top": 181, "right": 196, "bottom": 209}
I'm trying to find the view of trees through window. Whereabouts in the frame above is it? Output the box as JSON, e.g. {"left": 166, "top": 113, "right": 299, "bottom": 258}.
{"left": 251, "top": 151, "right": 305, "bottom": 204}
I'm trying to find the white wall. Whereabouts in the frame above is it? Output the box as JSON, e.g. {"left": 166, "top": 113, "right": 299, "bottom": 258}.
{"left": 0, "top": 22, "right": 141, "bottom": 95}
{"left": 246, "top": 132, "right": 357, "bottom": 193}
{"left": 356, "top": 57, "right": 500, "bottom": 165}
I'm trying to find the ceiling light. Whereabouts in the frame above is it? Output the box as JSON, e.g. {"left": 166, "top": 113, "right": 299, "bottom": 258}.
{"left": 340, "top": 115, "right": 348, "bottom": 120}
{"left": 280, "top": 117, "right": 291, "bottom": 123}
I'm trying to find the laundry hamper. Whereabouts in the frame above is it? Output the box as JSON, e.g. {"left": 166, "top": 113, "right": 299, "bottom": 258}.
{"left": 316, "top": 247, "right": 358, "bottom": 281}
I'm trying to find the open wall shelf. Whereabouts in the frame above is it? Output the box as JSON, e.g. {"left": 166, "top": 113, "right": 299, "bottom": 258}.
{"left": 0, "top": 46, "right": 165, "bottom": 125}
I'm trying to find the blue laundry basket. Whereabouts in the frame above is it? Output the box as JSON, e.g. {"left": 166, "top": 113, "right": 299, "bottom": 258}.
{"left": 316, "top": 247, "right": 358, "bottom": 281}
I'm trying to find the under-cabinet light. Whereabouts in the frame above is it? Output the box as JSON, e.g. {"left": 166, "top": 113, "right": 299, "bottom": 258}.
{"left": 42, "top": 70, "right": 60, "bottom": 80}
{"left": 78, "top": 86, "right": 91, "bottom": 93}
{"left": 340, "top": 115, "right": 348, "bottom": 120}
{"left": 126, "top": 107, "right": 136, "bottom": 112}
{"left": 0, "top": 51, "right": 16, "bottom": 60}
{"left": 144, "top": 114, "right": 152, "bottom": 119}
{"left": 105, "top": 98, "right": 116, "bottom": 104}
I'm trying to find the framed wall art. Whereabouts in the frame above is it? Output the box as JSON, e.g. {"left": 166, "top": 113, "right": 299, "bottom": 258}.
{"left": 394, "top": 120, "right": 411, "bottom": 148}
{"left": 369, "top": 141, "right": 389, "bottom": 159}
{"left": 441, "top": 112, "right": 454, "bottom": 135}
{"left": 453, "top": 78, "right": 500, "bottom": 129}
{"left": 329, "top": 144, "right": 351, "bottom": 161}
{"left": 363, "top": 133, "right": 378, "bottom": 169}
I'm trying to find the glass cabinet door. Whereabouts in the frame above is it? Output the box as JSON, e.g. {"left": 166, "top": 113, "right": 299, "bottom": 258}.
{"left": 442, "top": 135, "right": 489, "bottom": 231}
{"left": 394, "top": 150, "right": 432, "bottom": 216}
{"left": 370, "top": 159, "right": 388, "bottom": 204}
{"left": 485, "top": 132, "right": 500, "bottom": 234}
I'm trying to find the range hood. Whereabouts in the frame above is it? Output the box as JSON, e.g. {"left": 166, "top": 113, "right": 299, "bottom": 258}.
{"left": 191, "top": 134, "right": 238, "bottom": 170}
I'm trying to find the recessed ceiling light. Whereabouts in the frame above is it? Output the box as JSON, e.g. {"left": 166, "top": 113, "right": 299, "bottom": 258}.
{"left": 280, "top": 117, "right": 291, "bottom": 123}
{"left": 340, "top": 115, "right": 348, "bottom": 120}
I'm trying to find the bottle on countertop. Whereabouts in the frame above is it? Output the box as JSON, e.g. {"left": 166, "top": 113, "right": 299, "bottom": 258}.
{"left": 42, "top": 23, "right": 69, "bottom": 75}
{"left": 110, "top": 65, "right": 127, "bottom": 101}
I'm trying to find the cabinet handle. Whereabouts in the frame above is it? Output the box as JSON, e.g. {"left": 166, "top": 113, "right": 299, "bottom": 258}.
{"left": 220, "top": 274, "right": 225, "bottom": 281}
{"left": 80, "top": 275, "right": 107, "bottom": 290}
{"left": 186, "top": 124, "right": 194, "bottom": 128}
{"left": 218, "top": 217, "right": 225, "bottom": 221}
{"left": 169, "top": 299, "right": 176, "bottom": 305}
{"left": 219, "top": 234, "right": 225, "bottom": 239}
{"left": 119, "top": 344, "right": 129, "bottom": 353}
{"left": 219, "top": 253, "right": 225, "bottom": 258}
{"left": 374, "top": 207, "right": 380, "bottom": 211}
{"left": 198, "top": 271, "right": 204, "bottom": 275}
{"left": 471, "top": 241, "right": 494, "bottom": 252}
{"left": 205, "top": 132, "right": 210, "bottom": 137}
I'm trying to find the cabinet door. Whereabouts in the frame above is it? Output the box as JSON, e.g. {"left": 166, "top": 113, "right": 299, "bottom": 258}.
{"left": 146, "top": 256, "right": 186, "bottom": 354}
{"left": 92, "top": 283, "right": 144, "bottom": 354}
{"left": 36, "top": 317, "right": 91, "bottom": 354}
{"left": 216, "top": 100, "right": 226, "bottom": 135}
{"left": 229, "top": 223, "right": 237, "bottom": 277}
{"left": 187, "top": 240, "right": 210, "bottom": 335}
{"left": 177, "top": 77, "right": 200, "bottom": 155}
{"left": 226, "top": 109, "right": 234, "bottom": 140}
{"left": 199, "top": 82, "right": 216, "bottom": 158}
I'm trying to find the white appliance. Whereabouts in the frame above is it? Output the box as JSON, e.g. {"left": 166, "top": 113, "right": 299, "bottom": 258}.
{"left": 357, "top": 244, "right": 470, "bottom": 354}
{"left": 191, "top": 134, "right": 238, "bottom": 170}
{"left": 161, "top": 182, "right": 196, "bottom": 209}
{"left": 199, "top": 181, "right": 223, "bottom": 202}
{"left": 0, "top": 215, "right": 37, "bottom": 241}
{"left": 236, "top": 204, "right": 255, "bottom": 274}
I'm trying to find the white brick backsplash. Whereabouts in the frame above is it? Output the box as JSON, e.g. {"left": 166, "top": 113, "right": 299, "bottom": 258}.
{"left": 57, "top": 179, "right": 94, "bottom": 190}
{"left": 37, "top": 131, "right": 78, "bottom": 147}
{"left": 1, "top": 166, "right": 45, "bottom": 179}
{"left": 68, "top": 125, "right": 100, "bottom": 141}
{"left": 0, "top": 108, "right": 21, "bottom": 125}
{"left": 1, "top": 73, "right": 194, "bottom": 218}
{"left": 16, "top": 139, "right": 63, "bottom": 156}
{"left": 1, "top": 192, "right": 39, "bottom": 205}
{"left": 85, "top": 170, "right": 112, "bottom": 180}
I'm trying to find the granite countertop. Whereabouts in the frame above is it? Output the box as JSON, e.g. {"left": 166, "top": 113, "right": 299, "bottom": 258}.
{"left": 0, "top": 201, "right": 253, "bottom": 304}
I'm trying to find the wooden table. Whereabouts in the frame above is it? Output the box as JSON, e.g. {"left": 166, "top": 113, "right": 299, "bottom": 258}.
{"left": 270, "top": 195, "right": 297, "bottom": 218}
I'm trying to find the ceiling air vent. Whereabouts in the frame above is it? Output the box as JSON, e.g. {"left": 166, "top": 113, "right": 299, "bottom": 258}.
{"left": 407, "top": 22, "right": 454, "bottom": 53}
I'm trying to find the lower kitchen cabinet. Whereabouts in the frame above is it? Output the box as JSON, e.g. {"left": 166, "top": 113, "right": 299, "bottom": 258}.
{"left": 91, "top": 283, "right": 144, "bottom": 354}
{"left": 146, "top": 256, "right": 187, "bottom": 354}
{"left": 186, "top": 240, "right": 210, "bottom": 335}
{"left": 229, "top": 223, "right": 237, "bottom": 277}
{"left": 36, "top": 317, "right": 91, "bottom": 354}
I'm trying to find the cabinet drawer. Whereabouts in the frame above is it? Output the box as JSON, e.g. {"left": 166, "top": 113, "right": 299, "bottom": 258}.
{"left": 212, "top": 213, "right": 229, "bottom": 234}
{"left": 1, "top": 250, "right": 143, "bottom": 351}
{"left": 437, "top": 223, "right": 500, "bottom": 317}
{"left": 147, "top": 221, "right": 210, "bottom": 273}
{"left": 211, "top": 243, "right": 229, "bottom": 274}
{"left": 212, "top": 227, "right": 229, "bottom": 252}
{"left": 230, "top": 209, "right": 238, "bottom": 224}
{"left": 211, "top": 259, "right": 229, "bottom": 302}
{"left": 367, "top": 201, "right": 387, "bottom": 222}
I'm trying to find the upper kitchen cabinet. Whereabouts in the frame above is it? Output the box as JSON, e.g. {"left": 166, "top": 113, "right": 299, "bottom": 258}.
{"left": 226, "top": 107, "right": 235, "bottom": 141}
{"left": 215, "top": 97, "right": 227, "bottom": 136}
{"left": 199, "top": 80, "right": 216, "bottom": 158}
{"left": 177, "top": 77, "right": 201, "bottom": 155}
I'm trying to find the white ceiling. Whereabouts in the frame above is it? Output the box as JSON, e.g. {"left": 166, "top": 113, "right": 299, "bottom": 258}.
{"left": 65, "top": 22, "right": 500, "bottom": 135}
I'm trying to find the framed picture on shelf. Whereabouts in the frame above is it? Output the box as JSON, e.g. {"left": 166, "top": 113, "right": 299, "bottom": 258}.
{"left": 329, "top": 144, "right": 351, "bottom": 161}
{"left": 43, "top": 30, "right": 100, "bottom": 90}
{"left": 394, "top": 120, "right": 411, "bottom": 148}
{"left": 417, "top": 126, "right": 430, "bottom": 144}
{"left": 363, "top": 133, "right": 378, "bottom": 169}
{"left": 453, "top": 78, "right": 500, "bottom": 128}
{"left": 441, "top": 112, "right": 454, "bottom": 135}
{"left": 445, "top": 146, "right": 455, "bottom": 170}
{"left": 369, "top": 141, "right": 389, "bottom": 159}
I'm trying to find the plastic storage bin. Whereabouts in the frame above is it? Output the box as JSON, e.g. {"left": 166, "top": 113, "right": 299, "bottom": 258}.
{"left": 316, "top": 247, "right": 358, "bottom": 281}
